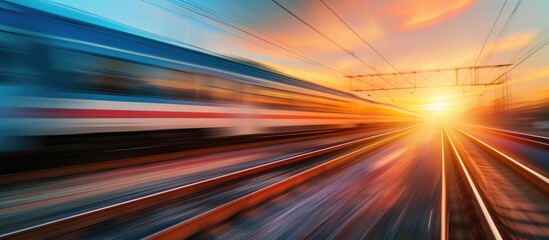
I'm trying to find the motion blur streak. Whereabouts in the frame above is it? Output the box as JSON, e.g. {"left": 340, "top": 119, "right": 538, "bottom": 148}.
{"left": 0, "top": 1, "right": 416, "bottom": 153}
{"left": 0, "top": 1, "right": 548, "bottom": 240}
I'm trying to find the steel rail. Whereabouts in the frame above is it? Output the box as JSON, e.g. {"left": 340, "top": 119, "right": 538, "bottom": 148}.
{"left": 146, "top": 127, "right": 415, "bottom": 239}
{"left": 0, "top": 126, "right": 416, "bottom": 239}
{"left": 443, "top": 127, "right": 503, "bottom": 240}
{"left": 451, "top": 126, "right": 549, "bottom": 185}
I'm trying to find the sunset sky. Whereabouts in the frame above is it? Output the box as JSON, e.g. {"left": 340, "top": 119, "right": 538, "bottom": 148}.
{"left": 13, "top": 0, "right": 549, "bottom": 115}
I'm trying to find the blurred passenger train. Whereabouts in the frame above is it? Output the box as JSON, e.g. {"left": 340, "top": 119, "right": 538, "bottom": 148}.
{"left": 0, "top": 2, "right": 417, "bottom": 151}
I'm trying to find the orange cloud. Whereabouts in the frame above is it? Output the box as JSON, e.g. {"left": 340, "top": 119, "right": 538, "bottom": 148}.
{"left": 387, "top": 0, "right": 475, "bottom": 30}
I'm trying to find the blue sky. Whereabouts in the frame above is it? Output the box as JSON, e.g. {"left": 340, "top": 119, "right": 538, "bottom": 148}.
{"left": 9, "top": 0, "right": 549, "bottom": 110}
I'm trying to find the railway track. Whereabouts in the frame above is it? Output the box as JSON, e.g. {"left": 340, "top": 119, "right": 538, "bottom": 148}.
{"left": 148, "top": 123, "right": 440, "bottom": 239}
{"left": 2, "top": 124, "right": 545, "bottom": 239}
{"left": 443, "top": 126, "right": 549, "bottom": 239}
{"left": 0, "top": 126, "right": 397, "bottom": 185}
{"left": 464, "top": 124, "right": 549, "bottom": 149}
{"left": 0, "top": 126, "right": 416, "bottom": 239}
{"left": 147, "top": 126, "right": 418, "bottom": 239}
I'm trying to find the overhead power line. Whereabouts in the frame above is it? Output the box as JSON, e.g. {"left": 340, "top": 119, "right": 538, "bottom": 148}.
{"left": 472, "top": 0, "right": 509, "bottom": 68}
{"left": 49, "top": 0, "right": 226, "bottom": 58}
{"left": 271, "top": 0, "right": 396, "bottom": 88}
{"left": 464, "top": 0, "right": 509, "bottom": 87}
{"left": 489, "top": 37, "right": 549, "bottom": 84}
{"left": 319, "top": 0, "right": 412, "bottom": 86}
{"left": 171, "top": 0, "right": 402, "bottom": 98}
{"left": 461, "top": 0, "right": 509, "bottom": 102}
{"left": 148, "top": 0, "right": 398, "bottom": 101}
{"left": 482, "top": 0, "right": 523, "bottom": 64}
{"left": 460, "top": 31, "right": 549, "bottom": 107}
{"left": 180, "top": 0, "right": 340, "bottom": 72}
{"left": 146, "top": 0, "right": 352, "bottom": 77}
{"left": 510, "top": 25, "right": 549, "bottom": 63}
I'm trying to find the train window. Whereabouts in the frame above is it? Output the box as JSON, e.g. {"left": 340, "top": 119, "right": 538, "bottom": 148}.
{"left": 52, "top": 49, "right": 146, "bottom": 95}
{"left": 249, "top": 86, "right": 275, "bottom": 107}
{"left": 90, "top": 57, "right": 142, "bottom": 95}
{"left": 209, "top": 77, "right": 235, "bottom": 103}
{"left": 241, "top": 84, "right": 257, "bottom": 105}
{"left": 232, "top": 82, "right": 244, "bottom": 104}
{"left": 196, "top": 75, "right": 235, "bottom": 103}
{"left": 245, "top": 86, "right": 296, "bottom": 109}
{"left": 291, "top": 93, "right": 311, "bottom": 110}
{"left": 0, "top": 34, "right": 40, "bottom": 85}
{"left": 238, "top": 83, "right": 350, "bottom": 113}
{"left": 0, "top": 37, "right": 15, "bottom": 84}
{"left": 139, "top": 67, "right": 197, "bottom": 100}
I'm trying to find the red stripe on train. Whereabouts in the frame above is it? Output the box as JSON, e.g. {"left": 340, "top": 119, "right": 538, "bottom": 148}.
{"left": 10, "top": 108, "right": 363, "bottom": 120}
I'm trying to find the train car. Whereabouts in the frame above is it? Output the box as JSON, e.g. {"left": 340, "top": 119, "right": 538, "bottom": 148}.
{"left": 0, "top": 2, "right": 417, "bottom": 151}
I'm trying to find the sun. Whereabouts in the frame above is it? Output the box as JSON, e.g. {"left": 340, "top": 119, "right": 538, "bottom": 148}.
{"left": 425, "top": 102, "right": 449, "bottom": 114}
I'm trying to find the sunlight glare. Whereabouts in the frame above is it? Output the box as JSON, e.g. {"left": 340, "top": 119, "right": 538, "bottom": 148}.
{"left": 425, "top": 102, "right": 449, "bottom": 114}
